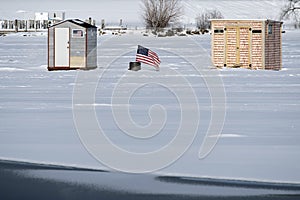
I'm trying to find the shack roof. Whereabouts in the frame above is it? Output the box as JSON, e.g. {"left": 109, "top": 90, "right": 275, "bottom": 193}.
{"left": 50, "top": 19, "right": 97, "bottom": 28}
{"left": 210, "top": 19, "right": 282, "bottom": 23}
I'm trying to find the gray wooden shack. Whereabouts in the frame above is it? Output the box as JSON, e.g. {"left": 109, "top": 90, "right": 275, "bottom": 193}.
{"left": 211, "top": 19, "right": 283, "bottom": 70}
{"left": 48, "top": 19, "right": 97, "bottom": 71}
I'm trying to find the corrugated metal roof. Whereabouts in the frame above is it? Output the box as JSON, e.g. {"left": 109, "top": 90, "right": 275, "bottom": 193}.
{"left": 49, "top": 19, "right": 97, "bottom": 28}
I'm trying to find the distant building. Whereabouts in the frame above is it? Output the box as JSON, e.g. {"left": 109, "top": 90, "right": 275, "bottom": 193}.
{"left": 0, "top": 11, "right": 65, "bottom": 33}
{"left": 35, "top": 12, "right": 49, "bottom": 21}
{"left": 48, "top": 19, "right": 97, "bottom": 71}
{"left": 103, "top": 26, "right": 127, "bottom": 31}
{"left": 47, "top": 11, "right": 65, "bottom": 27}
{"left": 211, "top": 19, "right": 283, "bottom": 70}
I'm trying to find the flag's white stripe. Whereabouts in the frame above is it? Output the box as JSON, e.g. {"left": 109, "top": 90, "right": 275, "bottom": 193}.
{"left": 136, "top": 54, "right": 154, "bottom": 62}
{"left": 149, "top": 52, "right": 161, "bottom": 64}
{"left": 149, "top": 51, "right": 159, "bottom": 58}
{"left": 152, "top": 56, "right": 161, "bottom": 64}
{"left": 136, "top": 55, "right": 154, "bottom": 63}
{"left": 136, "top": 58, "right": 154, "bottom": 65}
{"left": 136, "top": 48, "right": 161, "bottom": 68}
{"left": 137, "top": 59, "right": 157, "bottom": 67}
{"left": 152, "top": 59, "right": 160, "bottom": 66}
{"left": 136, "top": 55, "right": 157, "bottom": 66}
{"left": 151, "top": 56, "right": 160, "bottom": 63}
{"left": 136, "top": 58, "right": 159, "bottom": 67}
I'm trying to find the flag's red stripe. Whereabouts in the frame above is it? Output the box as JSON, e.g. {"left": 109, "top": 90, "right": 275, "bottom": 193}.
{"left": 136, "top": 55, "right": 154, "bottom": 63}
{"left": 149, "top": 51, "right": 160, "bottom": 61}
{"left": 136, "top": 47, "right": 160, "bottom": 68}
{"left": 136, "top": 58, "right": 156, "bottom": 67}
{"left": 151, "top": 56, "right": 160, "bottom": 64}
{"left": 136, "top": 58, "right": 154, "bottom": 65}
{"left": 136, "top": 54, "right": 159, "bottom": 67}
{"left": 149, "top": 51, "right": 161, "bottom": 65}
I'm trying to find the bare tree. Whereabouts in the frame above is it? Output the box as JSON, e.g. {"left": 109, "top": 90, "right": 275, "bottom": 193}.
{"left": 141, "top": 0, "right": 183, "bottom": 32}
{"left": 280, "top": 0, "right": 300, "bottom": 25}
{"left": 195, "top": 12, "right": 211, "bottom": 32}
{"left": 196, "top": 9, "right": 223, "bottom": 33}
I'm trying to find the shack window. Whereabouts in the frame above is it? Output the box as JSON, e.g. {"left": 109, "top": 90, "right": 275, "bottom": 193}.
{"left": 214, "top": 29, "right": 224, "bottom": 34}
{"left": 72, "top": 29, "right": 84, "bottom": 38}
{"left": 252, "top": 30, "right": 262, "bottom": 33}
{"left": 268, "top": 24, "right": 273, "bottom": 34}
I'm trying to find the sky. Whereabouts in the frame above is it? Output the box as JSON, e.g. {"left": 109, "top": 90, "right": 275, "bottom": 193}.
{"left": 1, "top": 0, "right": 142, "bottom": 24}
{"left": 0, "top": 0, "right": 286, "bottom": 26}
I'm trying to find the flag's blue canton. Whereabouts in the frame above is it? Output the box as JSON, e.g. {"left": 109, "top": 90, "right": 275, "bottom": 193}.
{"left": 137, "top": 45, "right": 149, "bottom": 56}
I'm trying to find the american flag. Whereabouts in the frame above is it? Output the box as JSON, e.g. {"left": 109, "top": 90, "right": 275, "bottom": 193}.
{"left": 72, "top": 29, "right": 83, "bottom": 37}
{"left": 136, "top": 45, "right": 161, "bottom": 68}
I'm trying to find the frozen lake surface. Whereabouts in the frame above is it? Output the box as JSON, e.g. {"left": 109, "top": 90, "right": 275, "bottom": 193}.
{"left": 0, "top": 30, "right": 300, "bottom": 185}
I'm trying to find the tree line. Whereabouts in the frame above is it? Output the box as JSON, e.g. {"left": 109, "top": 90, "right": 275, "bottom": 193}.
{"left": 280, "top": 0, "right": 300, "bottom": 28}
{"left": 141, "top": 0, "right": 300, "bottom": 32}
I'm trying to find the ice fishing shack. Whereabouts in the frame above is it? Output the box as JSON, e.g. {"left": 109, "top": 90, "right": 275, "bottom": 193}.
{"left": 48, "top": 19, "right": 97, "bottom": 71}
{"left": 211, "top": 19, "right": 283, "bottom": 70}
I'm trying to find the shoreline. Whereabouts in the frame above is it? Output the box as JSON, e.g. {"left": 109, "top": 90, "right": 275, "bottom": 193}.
{"left": 1, "top": 159, "right": 299, "bottom": 200}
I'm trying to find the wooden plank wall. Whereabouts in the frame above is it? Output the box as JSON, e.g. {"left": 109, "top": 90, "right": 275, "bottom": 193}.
{"left": 239, "top": 27, "right": 248, "bottom": 68}
{"left": 250, "top": 21, "right": 264, "bottom": 70}
{"left": 225, "top": 27, "right": 238, "bottom": 67}
{"left": 212, "top": 27, "right": 225, "bottom": 67}
{"left": 265, "top": 21, "right": 282, "bottom": 70}
{"left": 211, "top": 20, "right": 282, "bottom": 70}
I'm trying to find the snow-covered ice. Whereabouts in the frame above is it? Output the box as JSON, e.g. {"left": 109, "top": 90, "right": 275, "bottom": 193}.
{"left": 0, "top": 29, "right": 300, "bottom": 183}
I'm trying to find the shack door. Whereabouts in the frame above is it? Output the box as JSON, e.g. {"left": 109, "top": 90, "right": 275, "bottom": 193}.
{"left": 225, "top": 27, "right": 250, "bottom": 68}
{"left": 55, "top": 28, "right": 70, "bottom": 67}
